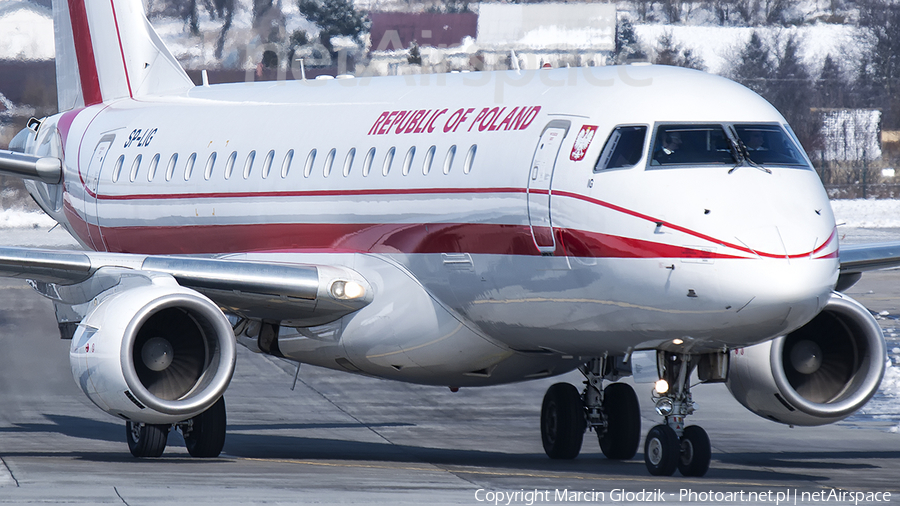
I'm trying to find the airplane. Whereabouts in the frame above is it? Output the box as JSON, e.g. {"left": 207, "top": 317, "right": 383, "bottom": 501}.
{"left": 0, "top": 0, "right": 894, "bottom": 477}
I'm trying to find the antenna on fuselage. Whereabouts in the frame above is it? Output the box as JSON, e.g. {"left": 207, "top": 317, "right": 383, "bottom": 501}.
{"left": 510, "top": 50, "right": 521, "bottom": 74}
{"left": 299, "top": 59, "right": 307, "bottom": 81}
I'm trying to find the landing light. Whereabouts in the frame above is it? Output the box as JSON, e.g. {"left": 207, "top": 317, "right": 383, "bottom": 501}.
{"left": 654, "top": 379, "right": 669, "bottom": 394}
{"left": 672, "top": 338, "right": 684, "bottom": 345}
{"left": 331, "top": 280, "right": 365, "bottom": 300}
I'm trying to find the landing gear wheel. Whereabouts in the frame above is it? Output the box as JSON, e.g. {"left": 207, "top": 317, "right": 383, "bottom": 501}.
{"left": 184, "top": 397, "right": 227, "bottom": 458}
{"left": 541, "top": 383, "right": 586, "bottom": 459}
{"left": 126, "top": 422, "right": 169, "bottom": 458}
{"left": 598, "top": 382, "right": 641, "bottom": 460}
{"left": 644, "top": 424, "right": 679, "bottom": 476}
{"left": 678, "top": 425, "right": 711, "bottom": 477}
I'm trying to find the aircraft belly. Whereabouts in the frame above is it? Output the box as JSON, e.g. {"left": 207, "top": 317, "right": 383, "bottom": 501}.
{"left": 268, "top": 252, "right": 581, "bottom": 387}
{"left": 412, "top": 253, "right": 835, "bottom": 356}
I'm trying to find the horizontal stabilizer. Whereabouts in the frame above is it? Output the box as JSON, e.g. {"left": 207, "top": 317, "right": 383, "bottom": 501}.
{"left": 0, "top": 150, "right": 61, "bottom": 184}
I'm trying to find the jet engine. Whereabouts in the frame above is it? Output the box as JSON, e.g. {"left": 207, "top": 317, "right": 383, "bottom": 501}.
{"left": 727, "top": 292, "right": 886, "bottom": 426}
{"left": 69, "top": 282, "right": 236, "bottom": 424}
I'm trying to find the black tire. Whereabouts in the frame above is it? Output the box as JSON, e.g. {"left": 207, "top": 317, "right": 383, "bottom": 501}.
{"left": 540, "top": 383, "right": 586, "bottom": 459}
{"left": 678, "top": 425, "right": 711, "bottom": 477}
{"left": 598, "top": 382, "right": 641, "bottom": 460}
{"left": 126, "top": 422, "right": 169, "bottom": 458}
{"left": 184, "top": 397, "right": 227, "bottom": 458}
{"left": 644, "top": 424, "right": 679, "bottom": 476}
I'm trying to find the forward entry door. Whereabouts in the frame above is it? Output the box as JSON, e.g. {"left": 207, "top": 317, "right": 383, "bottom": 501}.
{"left": 527, "top": 120, "right": 570, "bottom": 254}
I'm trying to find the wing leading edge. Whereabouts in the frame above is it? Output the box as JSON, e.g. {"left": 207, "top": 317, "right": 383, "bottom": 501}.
{"left": 0, "top": 247, "right": 372, "bottom": 326}
{"left": 838, "top": 241, "right": 900, "bottom": 291}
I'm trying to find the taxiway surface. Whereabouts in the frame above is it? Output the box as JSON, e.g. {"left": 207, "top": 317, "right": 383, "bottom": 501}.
{"left": 0, "top": 229, "right": 898, "bottom": 505}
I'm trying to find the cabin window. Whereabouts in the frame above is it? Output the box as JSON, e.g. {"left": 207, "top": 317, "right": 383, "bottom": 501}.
{"left": 595, "top": 126, "right": 647, "bottom": 171}
{"left": 165, "top": 154, "right": 178, "bottom": 181}
{"left": 423, "top": 145, "right": 436, "bottom": 175}
{"left": 224, "top": 151, "right": 237, "bottom": 179}
{"left": 129, "top": 154, "right": 142, "bottom": 182}
{"left": 261, "top": 150, "right": 275, "bottom": 179}
{"left": 112, "top": 155, "right": 125, "bottom": 182}
{"left": 204, "top": 152, "right": 217, "bottom": 180}
{"left": 281, "top": 149, "right": 294, "bottom": 178}
{"left": 733, "top": 124, "right": 808, "bottom": 167}
{"left": 402, "top": 147, "right": 415, "bottom": 175}
{"left": 362, "top": 147, "right": 375, "bottom": 176}
{"left": 184, "top": 152, "right": 197, "bottom": 180}
{"left": 243, "top": 150, "right": 256, "bottom": 179}
{"left": 650, "top": 124, "right": 736, "bottom": 167}
{"left": 343, "top": 148, "right": 356, "bottom": 177}
{"left": 463, "top": 145, "right": 476, "bottom": 174}
{"left": 382, "top": 147, "right": 395, "bottom": 176}
{"left": 304, "top": 149, "right": 316, "bottom": 177}
{"left": 147, "top": 154, "right": 160, "bottom": 181}
{"left": 443, "top": 145, "right": 456, "bottom": 174}
{"left": 323, "top": 148, "right": 336, "bottom": 177}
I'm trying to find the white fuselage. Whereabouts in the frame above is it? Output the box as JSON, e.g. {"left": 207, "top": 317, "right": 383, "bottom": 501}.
{"left": 31, "top": 66, "right": 839, "bottom": 386}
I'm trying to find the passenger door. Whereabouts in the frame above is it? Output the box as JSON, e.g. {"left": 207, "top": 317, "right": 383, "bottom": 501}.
{"left": 527, "top": 120, "right": 570, "bottom": 254}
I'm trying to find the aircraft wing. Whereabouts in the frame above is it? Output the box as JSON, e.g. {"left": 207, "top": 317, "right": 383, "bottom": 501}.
{"left": 0, "top": 246, "right": 372, "bottom": 326}
{"left": 837, "top": 241, "right": 900, "bottom": 290}
{"left": 839, "top": 242, "right": 900, "bottom": 272}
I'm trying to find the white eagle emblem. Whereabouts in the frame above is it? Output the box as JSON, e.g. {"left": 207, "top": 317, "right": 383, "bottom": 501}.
{"left": 570, "top": 125, "right": 597, "bottom": 161}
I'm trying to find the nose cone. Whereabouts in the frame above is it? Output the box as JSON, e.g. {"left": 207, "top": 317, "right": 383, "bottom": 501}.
{"left": 645, "top": 166, "right": 839, "bottom": 346}
{"left": 712, "top": 170, "right": 839, "bottom": 344}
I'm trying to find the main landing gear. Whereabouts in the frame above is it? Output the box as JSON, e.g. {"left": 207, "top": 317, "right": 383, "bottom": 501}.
{"left": 539, "top": 353, "right": 716, "bottom": 477}
{"left": 540, "top": 357, "right": 641, "bottom": 462}
{"left": 644, "top": 352, "right": 711, "bottom": 477}
{"left": 126, "top": 397, "right": 227, "bottom": 458}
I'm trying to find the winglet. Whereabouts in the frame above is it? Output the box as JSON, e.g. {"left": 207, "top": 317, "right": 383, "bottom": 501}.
{"left": 52, "top": 0, "right": 194, "bottom": 111}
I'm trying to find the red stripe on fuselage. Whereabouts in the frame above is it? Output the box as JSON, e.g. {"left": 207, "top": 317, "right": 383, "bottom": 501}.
{"left": 560, "top": 228, "right": 747, "bottom": 260}
{"left": 67, "top": 0, "right": 103, "bottom": 106}
{"left": 108, "top": 0, "right": 133, "bottom": 98}
{"left": 57, "top": 109, "right": 83, "bottom": 152}
{"left": 88, "top": 186, "right": 835, "bottom": 259}
{"left": 94, "top": 220, "right": 756, "bottom": 259}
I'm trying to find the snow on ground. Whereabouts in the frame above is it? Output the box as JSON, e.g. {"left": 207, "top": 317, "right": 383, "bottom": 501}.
{"left": 0, "top": 208, "right": 55, "bottom": 229}
{"left": 830, "top": 199, "right": 900, "bottom": 228}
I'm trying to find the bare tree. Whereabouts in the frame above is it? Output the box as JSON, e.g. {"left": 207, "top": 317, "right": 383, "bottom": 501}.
{"left": 857, "top": 0, "right": 900, "bottom": 128}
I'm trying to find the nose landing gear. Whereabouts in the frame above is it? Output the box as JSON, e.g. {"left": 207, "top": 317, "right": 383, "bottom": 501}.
{"left": 539, "top": 357, "right": 641, "bottom": 461}
{"left": 645, "top": 352, "right": 711, "bottom": 477}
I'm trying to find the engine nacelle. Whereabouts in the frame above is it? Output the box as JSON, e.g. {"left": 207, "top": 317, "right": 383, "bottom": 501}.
{"left": 727, "top": 292, "right": 886, "bottom": 426}
{"left": 69, "top": 280, "right": 236, "bottom": 424}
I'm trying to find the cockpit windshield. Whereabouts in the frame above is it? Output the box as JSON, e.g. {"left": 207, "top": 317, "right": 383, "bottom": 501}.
{"left": 650, "top": 125, "right": 736, "bottom": 166}
{"left": 733, "top": 124, "right": 808, "bottom": 167}
{"left": 648, "top": 123, "right": 810, "bottom": 169}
